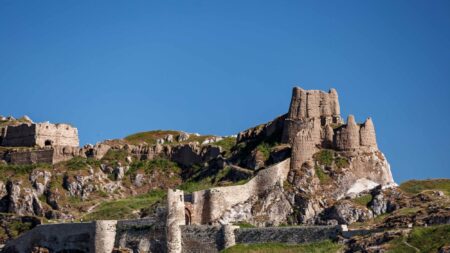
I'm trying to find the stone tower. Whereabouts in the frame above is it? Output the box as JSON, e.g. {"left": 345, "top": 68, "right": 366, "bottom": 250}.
{"left": 166, "top": 189, "right": 185, "bottom": 253}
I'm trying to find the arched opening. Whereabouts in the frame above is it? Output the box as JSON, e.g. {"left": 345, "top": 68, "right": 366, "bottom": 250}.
{"left": 44, "top": 140, "right": 52, "bottom": 146}
{"left": 185, "top": 208, "right": 192, "bottom": 225}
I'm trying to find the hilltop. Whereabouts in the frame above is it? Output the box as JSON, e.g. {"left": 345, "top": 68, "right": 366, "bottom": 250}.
{"left": 0, "top": 87, "right": 448, "bottom": 253}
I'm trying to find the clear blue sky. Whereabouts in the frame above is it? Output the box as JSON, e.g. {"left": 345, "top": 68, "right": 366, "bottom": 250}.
{"left": 1, "top": 1, "right": 449, "bottom": 183}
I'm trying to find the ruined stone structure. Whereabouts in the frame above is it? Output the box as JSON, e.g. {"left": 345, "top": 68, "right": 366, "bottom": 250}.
{"left": 0, "top": 87, "right": 399, "bottom": 253}
{"left": 0, "top": 122, "right": 79, "bottom": 148}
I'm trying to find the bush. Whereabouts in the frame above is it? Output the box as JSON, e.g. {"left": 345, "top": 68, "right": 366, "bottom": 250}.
{"left": 335, "top": 156, "right": 349, "bottom": 169}
{"left": 315, "top": 165, "right": 331, "bottom": 184}
{"left": 315, "top": 150, "right": 334, "bottom": 167}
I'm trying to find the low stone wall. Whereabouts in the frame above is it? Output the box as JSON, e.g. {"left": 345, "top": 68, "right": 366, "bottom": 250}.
{"left": 181, "top": 225, "right": 225, "bottom": 253}
{"left": 235, "top": 226, "right": 339, "bottom": 244}
{"left": 115, "top": 218, "right": 166, "bottom": 253}
{"left": 2, "top": 221, "right": 117, "bottom": 253}
{"left": 9, "top": 149, "right": 54, "bottom": 165}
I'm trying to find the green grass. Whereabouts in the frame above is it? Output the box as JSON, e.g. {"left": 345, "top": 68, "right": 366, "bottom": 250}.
{"left": 256, "top": 142, "right": 272, "bottom": 162}
{"left": 64, "top": 157, "right": 100, "bottom": 171}
{"left": 213, "top": 137, "right": 237, "bottom": 155}
{"left": 314, "top": 150, "right": 334, "bottom": 167}
{"left": 387, "top": 224, "right": 450, "bottom": 253}
{"left": 234, "top": 222, "right": 256, "bottom": 228}
{"left": 221, "top": 240, "right": 343, "bottom": 253}
{"left": 0, "top": 163, "right": 51, "bottom": 181}
{"left": 178, "top": 178, "right": 214, "bottom": 193}
{"left": 84, "top": 189, "right": 166, "bottom": 220}
{"left": 7, "top": 220, "right": 33, "bottom": 238}
{"left": 314, "top": 165, "right": 331, "bottom": 184}
{"left": 400, "top": 179, "right": 450, "bottom": 195}
{"left": 352, "top": 194, "right": 373, "bottom": 207}
{"left": 126, "top": 158, "right": 181, "bottom": 176}
{"left": 101, "top": 149, "right": 128, "bottom": 163}
{"left": 335, "top": 157, "right": 349, "bottom": 169}
{"left": 124, "top": 130, "right": 181, "bottom": 145}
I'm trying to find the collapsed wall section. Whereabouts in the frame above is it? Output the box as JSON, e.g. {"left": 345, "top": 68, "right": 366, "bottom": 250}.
{"left": 189, "top": 159, "right": 291, "bottom": 225}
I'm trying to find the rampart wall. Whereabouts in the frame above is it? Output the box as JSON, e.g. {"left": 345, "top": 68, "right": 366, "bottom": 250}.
{"left": 189, "top": 159, "right": 290, "bottom": 224}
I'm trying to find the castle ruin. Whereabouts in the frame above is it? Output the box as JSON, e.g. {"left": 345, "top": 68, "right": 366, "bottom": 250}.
{"left": 0, "top": 122, "right": 79, "bottom": 148}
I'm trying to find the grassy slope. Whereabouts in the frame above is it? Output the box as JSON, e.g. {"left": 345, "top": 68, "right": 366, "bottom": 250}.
{"left": 83, "top": 190, "right": 165, "bottom": 220}
{"left": 221, "top": 240, "right": 342, "bottom": 253}
{"left": 387, "top": 224, "right": 450, "bottom": 253}
{"left": 400, "top": 179, "right": 450, "bottom": 195}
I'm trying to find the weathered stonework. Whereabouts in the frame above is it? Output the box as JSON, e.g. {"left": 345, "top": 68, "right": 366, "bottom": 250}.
{"left": 0, "top": 122, "right": 79, "bottom": 148}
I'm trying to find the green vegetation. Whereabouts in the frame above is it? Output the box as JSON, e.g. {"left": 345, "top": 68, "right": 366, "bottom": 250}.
{"left": 234, "top": 222, "right": 256, "bottom": 228}
{"left": 124, "top": 130, "right": 181, "bottom": 145}
{"left": 315, "top": 150, "right": 334, "bottom": 166}
{"left": 314, "top": 150, "right": 349, "bottom": 170}
{"left": 0, "top": 163, "right": 51, "bottom": 181}
{"left": 395, "top": 207, "right": 421, "bottom": 216}
{"left": 101, "top": 149, "right": 128, "bottom": 164}
{"left": 214, "top": 137, "right": 237, "bottom": 156}
{"left": 400, "top": 179, "right": 450, "bottom": 195}
{"left": 7, "top": 220, "right": 33, "bottom": 238}
{"left": 178, "top": 177, "right": 214, "bottom": 193}
{"left": 335, "top": 157, "right": 349, "bottom": 169}
{"left": 127, "top": 158, "right": 181, "bottom": 176}
{"left": 352, "top": 194, "right": 373, "bottom": 207}
{"left": 257, "top": 142, "right": 272, "bottom": 161}
{"left": 84, "top": 189, "right": 165, "bottom": 220}
{"left": 221, "top": 240, "right": 343, "bottom": 253}
{"left": 314, "top": 165, "right": 331, "bottom": 184}
{"left": 387, "top": 224, "right": 450, "bottom": 253}
{"left": 64, "top": 157, "right": 100, "bottom": 171}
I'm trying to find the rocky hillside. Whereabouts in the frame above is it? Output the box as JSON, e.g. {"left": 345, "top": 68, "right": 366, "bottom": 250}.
{"left": 0, "top": 87, "right": 448, "bottom": 251}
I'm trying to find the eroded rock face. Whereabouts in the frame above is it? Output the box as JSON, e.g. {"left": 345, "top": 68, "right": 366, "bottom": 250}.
{"left": 218, "top": 184, "right": 292, "bottom": 227}
{"left": 321, "top": 200, "right": 373, "bottom": 225}
{"left": 63, "top": 173, "right": 95, "bottom": 199}
{"left": 0, "top": 180, "right": 43, "bottom": 216}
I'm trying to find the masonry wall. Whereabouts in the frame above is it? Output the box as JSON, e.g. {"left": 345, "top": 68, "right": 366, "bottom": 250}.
{"left": 189, "top": 159, "right": 290, "bottom": 224}
{"left": 9, "top": 149, "right": 54, "bottom": 164}
{"left": 35, "top": 123, "right": 79, "bottom": 147}
{"left": 181, "top": 225, "right": 225, "bottom": 253}
{"left": 115, "top": 218, "right": 166, "bottom": 253}
{"left": 0, "top": 124, "right": 36, "bottom": 147}
{"left": 235, "top": 226, "right": 339, "bottom": 244}
{"left": 2, "top": 221, "right": 117, "bottom": 253}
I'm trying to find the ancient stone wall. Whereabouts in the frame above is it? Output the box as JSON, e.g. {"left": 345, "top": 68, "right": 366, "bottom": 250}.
{"left": 335, "top": 116, "right": 377, "bottom": 151}
{"left": 0, "top": 124, "right": 36, "bottom": 147}
{"left": 115, "top": 218, "right": 166, "bottom": 253}
{"left": 9, "top": 149, "right": 54, "bottom": 165}
{"left": 167, "top": 189, "right": 186, "bottom": 253}
{"left": 35, "top": 123, "right": 79, "bottom": 147}
{"left": 282, "top": 87, "right": 342, "bottom": 143}
{"left": 235, "top": 226, "right": 339, "bottom": 244}
{"left": 2, "top": 221, "right": 117, "bottom": 253}
{"left": 6, "top": 146, "right": 84, "bottom": 165}
{"left": 189, "top": 159, "right": 290, "bottom": 225}
{"left": 181, "top": 225, "right": 225, "bottom": 253}
{"left": 0, "top": 122, "right": 79, "bottom": 148}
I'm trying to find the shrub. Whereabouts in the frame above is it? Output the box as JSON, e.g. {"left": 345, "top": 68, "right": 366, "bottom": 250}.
{"left": 315, "top": 165, "right": 331, "bottom": 184}
{"left": 315, "top": 150, "right": 334, "bottom": 166}
{"left": 335, "top": 156, "right": 349, "bottom": 169}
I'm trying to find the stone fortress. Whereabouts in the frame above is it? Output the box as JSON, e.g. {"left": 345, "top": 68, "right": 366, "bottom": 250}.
{"left": 0, "top": 121, "right": 79, "bottom": 148}
{"left": 1, "top": 87, "right": 397, "bottom": 253}
{"left": 0, "top": 117, "right": 80, "bottom": 165}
